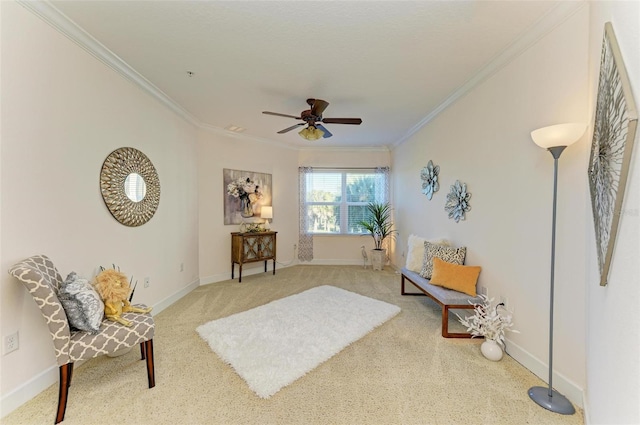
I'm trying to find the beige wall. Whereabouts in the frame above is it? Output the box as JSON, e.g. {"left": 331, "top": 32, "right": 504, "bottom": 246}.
{"left": 586, "top": 2, "right": 640, "bottom": 424}
{"left": 1, "top": 1, "right": 199, "bottom": 410}
{"left": 392, "top": 6, "right": 590, "bottom": 405}
{"left": 197, "top": 144, "right": 392, "bottom": 283}
{"left": 197, "top": 131, "right": 299, "bottom": 283}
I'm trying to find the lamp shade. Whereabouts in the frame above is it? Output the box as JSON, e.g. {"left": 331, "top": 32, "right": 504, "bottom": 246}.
{"left": 260, "top": 206, "right": 273, "bottom": 219}
{"left": 298, "top": 126, "right": 324, "bottom": 141}
{"left": 531, "top": 123, "right": 586, "bottom": 149}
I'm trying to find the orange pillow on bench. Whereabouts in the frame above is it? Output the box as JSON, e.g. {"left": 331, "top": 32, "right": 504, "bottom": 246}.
{"left": 430, "top": 257, "right": 481, "bottom": 297}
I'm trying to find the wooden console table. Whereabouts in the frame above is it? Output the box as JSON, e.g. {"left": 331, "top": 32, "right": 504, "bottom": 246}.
{"left": 231, "top": 231, "right": 277, "bottom": 282}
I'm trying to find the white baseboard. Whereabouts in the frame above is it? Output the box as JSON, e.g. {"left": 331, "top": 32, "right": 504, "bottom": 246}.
{"left": 200, "top": 261, "right": 301, "bottom": 285}
{"left": 0, "top": 364, "right": 58, "bottom": 419}
{"left": 4, "top": 272, "right": 584, "bottom": 419}
{"left": 0, "top": 277, "right": 200, "bottom": 419}
{"left": 200, "top": 260, "right": 385, "bottom": 285}
{"left": 582, "top": 389, "right": 591, "bottom": 424}
{"left": 152, "top": 278, "right": 200, "bottom": 315}
{"left": 504, "top": 338, "right": 584, "bottom": 408}
{"left": 301, "top": 259, "right": 363, "bottom": 266}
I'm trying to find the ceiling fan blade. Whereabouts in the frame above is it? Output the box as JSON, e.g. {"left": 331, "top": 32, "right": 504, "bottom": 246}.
{"left": 321, "top": 118, "right": 362, "bottom": 125}
{"left": 315, "top": 124, "right": 333, "bottom": 138}
{"left": 263, "top": 111, "right": 301, "bottom": 119}
{"left": 309, "top": 99, "right": 329, "bottom": 116}
{"left": 277, "top": 123, "right": 305, "bottom": 134}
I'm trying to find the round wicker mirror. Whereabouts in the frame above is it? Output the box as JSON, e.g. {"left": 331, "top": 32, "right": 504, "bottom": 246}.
{"left": 100, "top": 147, "right": 160, "bottom": 226}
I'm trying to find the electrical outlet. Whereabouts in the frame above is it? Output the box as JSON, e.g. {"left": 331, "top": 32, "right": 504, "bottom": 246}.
{"left": 4, "top": 332, "right": 19, "bottom": 354}
{"left": 144, "top": 277, "right": 150, "bottom": 288}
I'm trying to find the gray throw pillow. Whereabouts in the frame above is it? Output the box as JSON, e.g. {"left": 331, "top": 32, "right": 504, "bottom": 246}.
{"left": 58, "top": 272, "right": 104, "bottom": 334}
{"left": 420, "top": 241, "right": 467, "bottom": 279}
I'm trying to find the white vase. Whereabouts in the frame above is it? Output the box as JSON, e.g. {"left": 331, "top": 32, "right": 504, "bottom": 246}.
{"left": 480, "top": 339, "right": 503, "bottom": 361}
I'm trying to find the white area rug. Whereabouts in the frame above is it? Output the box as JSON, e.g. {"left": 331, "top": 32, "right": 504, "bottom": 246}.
{"left": 196, "top": 285, "right": 401, "bottom": 398}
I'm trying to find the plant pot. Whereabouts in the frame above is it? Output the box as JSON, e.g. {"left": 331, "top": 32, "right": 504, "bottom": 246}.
{"left": 480, "top": 339, "right": 503, "bottom": 361}
{"left": 370, "top": 249, "right": 386, "bottom": 271}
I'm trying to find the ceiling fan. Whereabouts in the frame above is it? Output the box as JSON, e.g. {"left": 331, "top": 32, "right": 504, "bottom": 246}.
{"left": 262, "top": 98, "right": 362, "bottom": 140}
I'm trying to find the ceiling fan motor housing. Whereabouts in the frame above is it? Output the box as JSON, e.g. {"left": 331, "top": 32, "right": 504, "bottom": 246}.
{"left": 301, "top": 110, "right": 320, "bottom": 125}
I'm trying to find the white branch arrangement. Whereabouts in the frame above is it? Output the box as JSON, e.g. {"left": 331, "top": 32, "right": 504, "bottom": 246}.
{"left": 456, "top": 294, "right": 519, "bottom": 346}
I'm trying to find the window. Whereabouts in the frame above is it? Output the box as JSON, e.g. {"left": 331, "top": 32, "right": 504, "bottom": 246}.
{"left": 302, "top": 168, "right": 389, "bottom": 235}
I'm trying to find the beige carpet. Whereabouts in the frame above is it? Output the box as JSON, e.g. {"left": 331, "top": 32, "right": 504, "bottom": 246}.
{"left": 2, "top": 265, "right": 584, "bottom": 425}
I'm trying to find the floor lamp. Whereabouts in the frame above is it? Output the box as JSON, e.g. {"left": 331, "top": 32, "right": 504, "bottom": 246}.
{"left": 529, "top": 123, "right": 585, "bottom": 415}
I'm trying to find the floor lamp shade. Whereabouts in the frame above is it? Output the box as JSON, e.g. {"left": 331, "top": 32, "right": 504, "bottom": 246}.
{"left": 528, "top": 123, "right": 585, "bottom": 415}
{"left": 531, "top": 123, "right": 586, "bottom": 149}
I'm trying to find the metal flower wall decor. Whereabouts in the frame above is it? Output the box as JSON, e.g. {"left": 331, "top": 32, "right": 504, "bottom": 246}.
{"left": 588, "top": 22, "right": 638, "bottom": 286}
{"left": 445, "top": 180, "right": 471, "bottom": 223}
{"left": 420, "top": 160, "right": 440, "bottom": 200}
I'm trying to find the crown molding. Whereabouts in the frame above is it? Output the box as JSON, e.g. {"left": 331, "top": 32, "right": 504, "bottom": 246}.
{"left": 391, "top": 0, "right": 588, "bottom": 149}
{"left": 201, "top": 123, "right": 390, "bottom": 152}
{"left": 20, "top": 0, "right": 586, "bottom": 152}
{"left": 18, "top": 1, "right": 372, "bottom": 150}
{"left": 199, "top": 123, "right": 300, "bottom": 150}
{"left": 17, "top": 0, "right": 201, "bottom": 128}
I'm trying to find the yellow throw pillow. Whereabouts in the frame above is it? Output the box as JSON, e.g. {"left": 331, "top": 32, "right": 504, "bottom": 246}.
{"left": 430, "top": 257, "right": 481, "bottom": 297}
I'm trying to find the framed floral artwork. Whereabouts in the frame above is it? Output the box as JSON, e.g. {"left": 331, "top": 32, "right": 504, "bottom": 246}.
{"left": 588, "top": 22, "right": 638, "bottom": 286}
{"left": 223, "top": 169, "right": 272, "bottom": 225}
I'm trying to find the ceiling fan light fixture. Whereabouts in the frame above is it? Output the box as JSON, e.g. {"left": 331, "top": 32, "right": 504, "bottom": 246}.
{"left": 264, "top": 98, "right": 360, "bottom": 139}
{"left": 298, "top": 126, "right": 324, "bottom": 141}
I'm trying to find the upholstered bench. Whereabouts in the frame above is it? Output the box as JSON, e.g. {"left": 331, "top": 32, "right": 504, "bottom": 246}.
{"left": 401, "top": 267, "right": 484, "bottom": 338}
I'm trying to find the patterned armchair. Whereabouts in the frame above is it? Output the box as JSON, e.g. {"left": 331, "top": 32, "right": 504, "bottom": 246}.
{"left": 8, "top": 255, "right": 156, "bottom": 424}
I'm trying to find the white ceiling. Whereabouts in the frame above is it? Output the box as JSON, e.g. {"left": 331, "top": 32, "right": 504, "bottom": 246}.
{"left": 45, "top": 0, "right": 581, "bottom": 150}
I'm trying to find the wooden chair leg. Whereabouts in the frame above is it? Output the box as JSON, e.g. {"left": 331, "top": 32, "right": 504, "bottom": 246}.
{"left": 68, "top": 363, "right": 74, "bottom": 387}
{"left": 56, "top": 363, "right": 73, "bottom": 424}
{"left": 144, "top": 339, "right": 156, "bottom": 388}
{"left": 140, "top": 342, "right": 146, "bottom": 360}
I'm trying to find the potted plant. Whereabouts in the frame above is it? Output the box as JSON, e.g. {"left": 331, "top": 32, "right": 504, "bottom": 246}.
{"left": 359, "top": 201, "right": 396, "bottom": 271}
{"left": 456, "top": 295, "right": 519, "bottom": 361}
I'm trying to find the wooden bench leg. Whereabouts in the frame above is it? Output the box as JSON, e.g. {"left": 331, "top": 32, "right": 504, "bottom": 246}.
{"left": 401, "top": 274, "right": 424, "bottom": 296}
{"left": 443, "top": 305, "right": 476, "bottom": 338}
{"left": 401, "top": 273, "right": 475, "bottom": 338}
{"left": 442, "top": 305, "right": 450, "bottom": 338}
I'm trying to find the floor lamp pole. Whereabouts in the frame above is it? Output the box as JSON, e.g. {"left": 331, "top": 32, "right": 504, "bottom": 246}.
{"left": 528, "top": 145, "right": 575, "bottom": 415}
